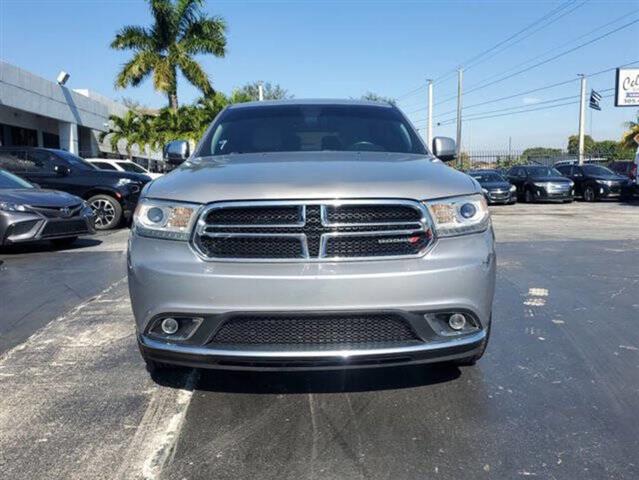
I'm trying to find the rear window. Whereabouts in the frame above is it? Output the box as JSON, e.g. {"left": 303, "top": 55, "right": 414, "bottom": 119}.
{"left": 197, "top": 104, "right": 426, "bottom": 157}
{"left": 117, "top": 162, "right": 147, "bottom": 174}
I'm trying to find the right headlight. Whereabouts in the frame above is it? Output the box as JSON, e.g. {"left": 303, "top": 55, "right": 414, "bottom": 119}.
{"left": 422, "top": 194, "right": 490, "bottom": 237}
{"left": 133, "top": 198, "right": 201, "bottom": 241}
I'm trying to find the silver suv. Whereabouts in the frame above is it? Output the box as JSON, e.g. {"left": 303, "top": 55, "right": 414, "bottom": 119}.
{"left": 128, "top": 100, "right": 496, "bottom": 373}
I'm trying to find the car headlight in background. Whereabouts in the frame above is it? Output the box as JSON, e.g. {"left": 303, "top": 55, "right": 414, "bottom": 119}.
{"left": 423, "top": 194, "right": 490, "bottom": 237}
{"left": 481, "top": 188, "right": 488, "bottom": 195}
{"left": 133, "top": 199, "right": 201, "bottom": 240}
{"left": 596, "top": 179, "right": 613, "bottom": 186}
{"left": 533, "top": 182, "right": 550, "bottom": 189}
{"left": 116, "top": 178, "right": 142, "bottom": 193}
{"left": 509, "top": 185, "right": 517, "bottom": 192}
{"left": 81, "top": 200, "right": 94, "bottom": 216}
{"left": 0, "top": 202, "right": 29, "bottom": 212}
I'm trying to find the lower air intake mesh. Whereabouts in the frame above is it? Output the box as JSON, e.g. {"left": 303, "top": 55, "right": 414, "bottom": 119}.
{"left": 210, "top": 313, "right": 419, "bottom": 346}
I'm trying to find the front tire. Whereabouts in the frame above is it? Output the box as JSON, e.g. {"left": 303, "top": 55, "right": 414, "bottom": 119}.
{"left": 583, "top": 186, "right": 596, "bottom": 202}
{"left": 524, "top": 188, "right": 533, "bottom": 203}
{"left": 89, "top": 194, "right": 122, "bottom": 230}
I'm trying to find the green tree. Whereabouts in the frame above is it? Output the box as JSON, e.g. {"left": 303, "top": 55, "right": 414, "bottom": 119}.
{"left": 361, "top": 92, "right": 396, "bottom": 105}
{"left": 100, "top": 111, "right": 155, "bottom": 158}
{"left": 111, "top": 0, "right": 227, "bottom": 110}
{"left": 567, "top": 135, "right": 595, "bottom": 154}
{"left": 621, "top": 112, "right": 639, "bottom": 150}
{"left": 229, "top": 82, "right": 292, "bottom": 103}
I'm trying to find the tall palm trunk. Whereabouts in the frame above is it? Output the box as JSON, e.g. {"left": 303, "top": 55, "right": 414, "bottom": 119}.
{"left": 169, "top": 91, "right": 179, "bottom": 111}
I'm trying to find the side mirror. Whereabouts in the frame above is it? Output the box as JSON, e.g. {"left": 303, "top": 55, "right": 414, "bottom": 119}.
{"left": 54, "top": 165, "right": 70, "bottom": 176}
{"left": 164, "top": 140, "right": 190, "bottom": 165}
{"left": 432, "top": 137, "right": 456, "bottom": 162}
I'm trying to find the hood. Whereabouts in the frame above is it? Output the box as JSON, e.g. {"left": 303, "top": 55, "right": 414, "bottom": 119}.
{"left": 591, "top": 174, "right": 626, "bottom": 182}
{"left": 529, "top": 176, "right": 572, "bottom": 183}
{"left": 0, "top": 188, "right": 82, "bottom": 207}
{"left": 145, "top": 152, "right": 478, "bottom": 203}
{"left": 479, "top": 180, "right": 511, "bottom": 190}
{"left": 84, "top": 169, "right": 151, "bottom": 183}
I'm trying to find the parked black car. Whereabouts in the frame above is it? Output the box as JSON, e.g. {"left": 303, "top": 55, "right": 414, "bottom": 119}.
{"left": 507, "top": 165, "right": 574, "bottom": 203}
{"left": 0, "top": 169, "right": 95, "bottom": 247}
{"left": 0, "top": 148, "right": 151, "bottom": 229}
{"left": 608, "top": 160, "right": 637, "bottom": 183}
{"left": 555, "top": 163, "right": 631, "bottom": 201}
{"left": 468, "top": 170, "right": 517, "bottom": 204}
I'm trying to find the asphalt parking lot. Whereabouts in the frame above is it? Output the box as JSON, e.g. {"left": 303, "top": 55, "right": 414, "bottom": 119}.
{"left": 1, "top": 201, "right": 638, "bottom": 480}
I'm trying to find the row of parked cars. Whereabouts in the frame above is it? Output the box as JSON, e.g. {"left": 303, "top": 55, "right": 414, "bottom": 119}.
{"left": 468, "top": 160, "right": 638, "bottom": 205}
{"left": 0, "top": 147, "right": 159, "bottom": 247}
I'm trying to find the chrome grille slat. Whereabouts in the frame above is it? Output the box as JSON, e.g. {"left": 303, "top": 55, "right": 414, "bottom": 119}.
{"left": 192, "top": 199, "right": 433, "bottom": 262}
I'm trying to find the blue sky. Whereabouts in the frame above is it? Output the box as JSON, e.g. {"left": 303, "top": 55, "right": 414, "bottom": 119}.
{"left": 1, "top": 0, "right": 638, "bottom": 149}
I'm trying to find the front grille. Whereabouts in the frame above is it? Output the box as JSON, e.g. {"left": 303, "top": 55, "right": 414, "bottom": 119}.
{"left": 29, "top": 204, "right": 82, "bottom": 218}
{"left": 40, "top": 219, "right": 89, "bottom": 237}
{"left": 194, "top": 200, "right": 433, "bottom": 261}
{"left": 209, "top": 313, "right": 419, "bottom": 347}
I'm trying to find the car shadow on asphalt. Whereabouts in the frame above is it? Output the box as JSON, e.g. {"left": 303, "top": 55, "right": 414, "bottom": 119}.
{"left": 0, "top": 237, "right": 103, "bottom": 254}
{"left": 153, "top": 364, "right": 462, "bottom": 394}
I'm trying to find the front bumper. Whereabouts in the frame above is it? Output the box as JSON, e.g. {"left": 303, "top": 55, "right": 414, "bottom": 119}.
{"left": 1, "top": 210, "right": 95, "bottom": 245}
{"left": 485, "top": 190, "right": 516, "bottom": 204}
{"left": 128, "top": 228, "right": 496, "bottom": 370}
{"left": 533, "top": 186, "right": 573, "bottom": 201}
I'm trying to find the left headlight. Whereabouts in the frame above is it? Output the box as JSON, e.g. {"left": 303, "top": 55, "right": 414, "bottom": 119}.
{"left": 422, "top": 194, "right": 490, "bottom": 237}
{"left": 509, "top": 184, "right": 517, "bottom": 192}
{"left": 0, "top": 202, "right": 29, "bottom": 212}
{"left": 133, "top": 199, "right": 201, "bottom": 241}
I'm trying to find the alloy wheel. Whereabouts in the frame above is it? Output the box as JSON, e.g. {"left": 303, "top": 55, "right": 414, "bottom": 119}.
{"left": 91, "top": 199, "right": 116, "bottom": 228}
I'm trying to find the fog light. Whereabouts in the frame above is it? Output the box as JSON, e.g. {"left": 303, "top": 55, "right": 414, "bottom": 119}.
{"left": 161, "top": 317, "right": 179, "bottom": 335}
{"left": 448, "top": 313, "right": 466, "bottom": 330}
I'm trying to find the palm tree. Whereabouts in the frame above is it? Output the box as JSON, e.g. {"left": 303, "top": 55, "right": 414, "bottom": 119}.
{"left": 100, "top": 111, "right": 155, "bottom": 158}
{"left": 111, "top": 0, "right": 227, "bottom": 110}
{"left": 621, "top": 112, "right": 639, "bottom": 150}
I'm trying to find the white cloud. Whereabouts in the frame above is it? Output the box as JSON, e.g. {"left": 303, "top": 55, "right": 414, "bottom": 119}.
{"left": 522, "top": 97, "right": 541, "bottom": 105}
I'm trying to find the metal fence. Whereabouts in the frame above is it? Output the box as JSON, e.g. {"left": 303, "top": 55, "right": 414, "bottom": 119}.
{"left": 457, "top": 149, "right": 636, "bottom": 171}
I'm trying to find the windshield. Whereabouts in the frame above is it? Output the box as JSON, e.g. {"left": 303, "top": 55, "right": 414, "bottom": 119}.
{"left": 527, "top": 166, "right": 561, "bottom": 177}
{"left": 117, "top": 162, "right": 147, "bottom": 174}
{"left": 198, "top": 104, "right": 426, "bottom": 156}
{"left": 583, "top": 165, "right": 614, "bottom": 176}
{"left": 470, "top": 172, "right": 505, "bottom": 183}
{"left": 0, "top": 169, "right": 33, "bottom": 189}
{"left": 53, "top": 150, "right": 98, "bottom": 170}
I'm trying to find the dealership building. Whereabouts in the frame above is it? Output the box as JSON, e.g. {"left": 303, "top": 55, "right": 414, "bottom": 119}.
{"left": 0, "top": 61, "right": 162, "bottom": 167}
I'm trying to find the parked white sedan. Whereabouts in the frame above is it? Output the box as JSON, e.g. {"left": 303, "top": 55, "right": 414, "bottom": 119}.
{"left": 87, "top": 159, "right": 163, "bottom": 179}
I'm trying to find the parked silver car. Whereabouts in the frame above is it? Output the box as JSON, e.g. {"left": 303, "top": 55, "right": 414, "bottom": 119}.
{"left": 0, "top": 169, "right": 95, "bottom": 248}
{"left": 128, "top": 100, "right": 496, "bottom": 373}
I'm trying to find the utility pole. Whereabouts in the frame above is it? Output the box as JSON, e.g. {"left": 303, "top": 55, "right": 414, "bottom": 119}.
{"left": 577, "top": 74, "right": 587, "bottom": 165}
{"left": 456, "top": 69, "right": 463, "bottom": 166}
{"left": 426, "top": 79, "right": 434, "bottom": 149}
{"left": 258, "top": 81, "right": 264, "bottom": 102}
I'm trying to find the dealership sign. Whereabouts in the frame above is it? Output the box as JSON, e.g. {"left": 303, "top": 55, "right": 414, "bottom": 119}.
{"left": 615, "top": 68, "right": 639, "bottom": 107}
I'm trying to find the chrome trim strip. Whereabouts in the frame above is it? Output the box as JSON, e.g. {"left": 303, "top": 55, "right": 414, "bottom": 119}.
{"left": 192, "top": 199, "right": 434, "bottom": 263}
{"left": 140, "top": 329, "right": 486, "bottom": 359}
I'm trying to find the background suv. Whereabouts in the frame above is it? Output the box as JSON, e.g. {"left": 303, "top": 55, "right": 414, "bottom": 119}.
{"left": 556, "top": 163, "right": 630, "bottom": 201}
{"left": 507, "top": 165, "right": 574, "bottom": 203}
{"left": 0, "top": 148, "right": 151, "bottom": 229}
